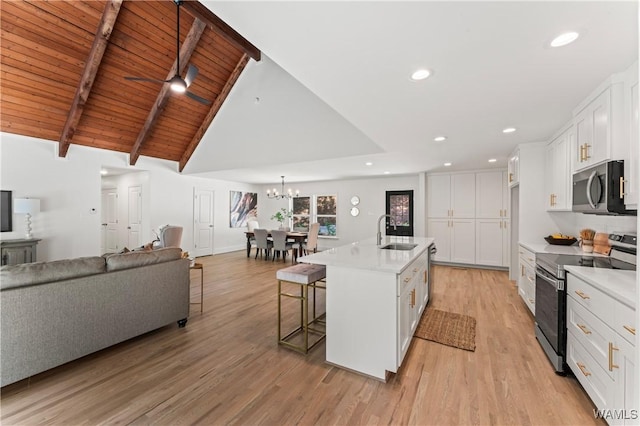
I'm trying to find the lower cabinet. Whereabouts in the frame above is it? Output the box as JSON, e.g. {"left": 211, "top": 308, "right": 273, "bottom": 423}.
{"left": 397, "top": 252, "right": 428, "bottom": 366}
{"left": 566, "top": 273, "right": 637, "bottom": 425}
{"left": 475, "top": 218, "right": 509, "bottom": 267}
{"left": 518, "top": 245, "right": 536, "bottom": 314}
{"left": 1, "top": 239, "right": 40, "bottom": 265}
{"left": 427, "top": 219, "right": 475, "bottom": 264}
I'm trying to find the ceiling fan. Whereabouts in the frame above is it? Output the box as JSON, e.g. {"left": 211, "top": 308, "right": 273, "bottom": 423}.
{"left": 124, "top": 0, "right": 211, "bottom": 105}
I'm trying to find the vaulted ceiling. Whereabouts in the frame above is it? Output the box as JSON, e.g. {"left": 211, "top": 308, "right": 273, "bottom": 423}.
{"left": 0, "top": 0, "right": 259, "bottom": 171}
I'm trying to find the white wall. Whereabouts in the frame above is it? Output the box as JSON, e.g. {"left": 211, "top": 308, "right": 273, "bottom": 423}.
{"left": 254, "top": 174, "right": 423, "bottom": 250}
{"left": 0, "top": 133, "right": 261, "bottom": 261}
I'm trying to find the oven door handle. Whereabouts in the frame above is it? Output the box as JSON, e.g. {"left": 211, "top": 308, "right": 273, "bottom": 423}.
{"left": 535, "top": 266, "right": 564, "bottom": 291}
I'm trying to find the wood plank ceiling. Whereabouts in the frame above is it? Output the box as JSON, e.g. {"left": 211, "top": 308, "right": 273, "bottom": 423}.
{"left": 0, "top": 0, "right": 260, "bottom": 171}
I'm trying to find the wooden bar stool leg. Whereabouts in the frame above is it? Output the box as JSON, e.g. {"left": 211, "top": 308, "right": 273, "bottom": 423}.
{"left": 303, "top": 284, "right": 309, "bottom": 353}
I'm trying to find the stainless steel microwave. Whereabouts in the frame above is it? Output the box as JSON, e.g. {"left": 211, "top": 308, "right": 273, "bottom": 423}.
{"left": 572, "top": 160, "right": 636, "bottom": 215}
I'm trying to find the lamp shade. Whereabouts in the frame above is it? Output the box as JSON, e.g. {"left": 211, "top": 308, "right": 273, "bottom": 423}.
{"left": 14, "top": 198, "right": 40, "bottom": 215}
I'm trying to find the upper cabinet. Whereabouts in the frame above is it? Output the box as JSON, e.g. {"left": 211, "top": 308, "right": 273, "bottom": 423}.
{"left": 427, "top": 173, "right": 475, "bottom": 218}
{"left": 545, "top": 124, "right": 573, "bottom": 211}
{"left": 508, "top": 149, "right": 520, "bottom": 188}
{"left": 623, "top": 63, "right": 638, "bottom": 209}
{"left": 476, "top": 171, "right": 509, "bottom": 218}
{"left": 573, "top": 76, "right": 627, "bottom": 173}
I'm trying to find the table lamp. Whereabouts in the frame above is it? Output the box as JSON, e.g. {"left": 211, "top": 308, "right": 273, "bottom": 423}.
{"left": 14, "top": 198, "right": 40, "bottom": 239}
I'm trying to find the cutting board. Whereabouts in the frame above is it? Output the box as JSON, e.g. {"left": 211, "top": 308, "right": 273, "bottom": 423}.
{"left": 593, "top": 232, "right": 611, "bottom": 255}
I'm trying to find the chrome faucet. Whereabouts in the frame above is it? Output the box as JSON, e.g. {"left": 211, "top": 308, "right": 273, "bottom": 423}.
{"left": 377, "top": 214, "right": 396, "bottom": 246}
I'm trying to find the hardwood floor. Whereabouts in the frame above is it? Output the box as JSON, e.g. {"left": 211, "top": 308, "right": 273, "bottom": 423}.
{"left": 1, "top": 251, "right": 604, "bottom": 425}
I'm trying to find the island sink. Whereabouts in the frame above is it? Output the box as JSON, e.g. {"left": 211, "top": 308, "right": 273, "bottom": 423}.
{"left": 379, "top": 243, "right": 418, "bottom": 251}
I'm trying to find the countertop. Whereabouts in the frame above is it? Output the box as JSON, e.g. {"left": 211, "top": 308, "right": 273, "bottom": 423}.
{"left": 519, "top": 241, "right": 608, "bottom": 257}
{"left": 564, "top": 266, "right": 637, "bottom": 309}
{"left": 298, "top": 236, "right": 435, "bottom": 274}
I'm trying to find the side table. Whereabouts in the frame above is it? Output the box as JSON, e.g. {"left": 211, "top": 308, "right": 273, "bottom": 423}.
{"left": 190, "top": 262, "right": 204, "bottom": 313}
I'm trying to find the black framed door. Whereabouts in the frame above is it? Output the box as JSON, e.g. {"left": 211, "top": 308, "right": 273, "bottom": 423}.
{"left": 386, "top": 190, "right": 414, "bottom": 236}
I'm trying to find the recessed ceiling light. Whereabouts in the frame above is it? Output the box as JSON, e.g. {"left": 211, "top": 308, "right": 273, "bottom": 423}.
{"left": 100, "top": 169, "right": 108, "bottom": 175}
{"left": 444, "top": 162, "right": 452, "bottom": 167}
{"left": 434, "top": 136, "right": 447, "bottom": 142}
{"left": 550, "top": 32, "right": 579, "bottom": 47}
{"left": 488, "top": 158, "right": 497, "bottom": 163}
{"left": 502, "top": 127, "right": 516, "bottom": 134}
{"left": 384, "top": 171, "right": 390, "bottom": 175}
{"left": 365, "top": 162, "right": 373, "bottom": 166}
{"left": 411, "top": 69, "right": 431, "bottom": 81}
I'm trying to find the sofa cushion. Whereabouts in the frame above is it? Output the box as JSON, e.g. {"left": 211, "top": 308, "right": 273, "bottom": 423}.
{"left": 105, "top": 247, "right": 182, "bottom": 272}
{"left": 0, "top": 257, "right": 106, "bottom": 290}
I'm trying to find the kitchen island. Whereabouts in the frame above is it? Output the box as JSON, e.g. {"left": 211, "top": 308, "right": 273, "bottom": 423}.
{"left": 298, "top": 236, "right": 435, "bottom": 381}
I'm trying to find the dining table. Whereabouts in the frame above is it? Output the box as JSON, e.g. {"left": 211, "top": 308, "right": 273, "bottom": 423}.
{"left": 244, "top": 231, "right": 308, "bottom": 261}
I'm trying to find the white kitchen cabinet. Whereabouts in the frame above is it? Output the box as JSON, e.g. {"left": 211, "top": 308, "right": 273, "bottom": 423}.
{"left": 508, "top": 149, "right": 520, "bottom": 187}
{"left": 573, "top": 76, "right": 626, "bottom": 173}
{"left": 624, "top": 67, "right": 638, "bottom": 209}
{"left": 397, "top": 252, "right": 428, "bottom": 366}
{"left": 501, "top": 218, "right": 510, "bottom": 267}
{"left": 545, "top": 125, "right": 573, "bottom": 211}
{"left": 428, "top": 218, "right": 475, "bottom": 264}
{"left": 475, "top": 219, "right": 509, "bottom": 267}
{"left": 476, "top": 170, "right": 508, "bottom": 219}
{"left": 566, "top": 272, "right": 637, "bottom": 424}
{"left": 427, "top": 173, "right": 475, "bottom": 218}
{"left": 518, "top": 245, "right": 535, "bottom": 315}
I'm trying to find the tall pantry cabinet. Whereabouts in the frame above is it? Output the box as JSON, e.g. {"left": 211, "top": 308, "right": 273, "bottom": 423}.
{"left": 427, "top": 173, "right": 476, "bottom": 264}
{"left": 427, "top": 170, "right": 509, "bottom": 267}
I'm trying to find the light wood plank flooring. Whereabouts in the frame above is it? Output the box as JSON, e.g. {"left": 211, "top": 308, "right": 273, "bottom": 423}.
{"left": 1, "top": 251, "right": 603, "bottom": 425}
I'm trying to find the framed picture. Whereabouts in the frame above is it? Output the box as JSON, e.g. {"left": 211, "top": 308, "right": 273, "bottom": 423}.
{"left": 229, "top": 191, "right": 257, "bottom": 228}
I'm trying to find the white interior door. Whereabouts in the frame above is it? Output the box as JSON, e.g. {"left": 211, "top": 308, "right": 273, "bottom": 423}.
{"left": 128, "top": 185, "right": 142, "bottom": 248}
{"left": 101, "top": 188, "right": 119, "bottom": 253}
{"left": 194, "top": 188, "right": 214, "bottom": 257}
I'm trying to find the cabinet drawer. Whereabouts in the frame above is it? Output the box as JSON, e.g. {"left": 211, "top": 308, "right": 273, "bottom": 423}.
{"left": 567, "top": 274, "right": 614, "bottom": 326}
{"left": 397, "top": 258, "right": 422, "bottom": 296}
{"left": 567, "top": 330, "right": 615, "bottom": 412}
{"left": 613, "top": 303, "right": 637, "bottom": 346}
{"left": 518, "top": 246, "right": 536, "bottom": 268}
{"left": 567, "top": 297, "right": 617, "bottom": 379}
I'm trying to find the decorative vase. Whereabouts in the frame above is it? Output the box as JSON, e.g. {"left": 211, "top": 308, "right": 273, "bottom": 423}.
{"left": 581, "top": 239, "right": 594, "bottom": 253}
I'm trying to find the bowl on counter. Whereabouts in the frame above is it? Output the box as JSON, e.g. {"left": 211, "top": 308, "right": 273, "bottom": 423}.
{"left": 544, "top": 236, "right": 578, "bottom": 246}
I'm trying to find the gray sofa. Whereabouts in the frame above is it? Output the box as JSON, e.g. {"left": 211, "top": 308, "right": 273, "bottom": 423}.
{"left": 0, "top": 248, "right": 190, "bottom": 387}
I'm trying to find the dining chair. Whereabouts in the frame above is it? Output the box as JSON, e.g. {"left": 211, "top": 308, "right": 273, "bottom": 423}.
{"left": 247, "top": 219, "right": 260, "bottom": 256}
{"left": 253, "top": 229, "right": 272, "bottom": 260}
{"left": 271, "top": 230, "right": 294, "bottom": 262}
{"left": 302, "top": 222, "right": 320, "bottom": 255}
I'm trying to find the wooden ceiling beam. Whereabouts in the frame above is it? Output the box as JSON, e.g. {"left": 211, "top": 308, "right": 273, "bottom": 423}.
{"left": 58, "top": 0, "right": 123, "bottom": 158}
{"left": 181, "top": 1, "right": 261, "bottom": 62}
{"left": 179, "top": 53, "right": 250, "bottom": 172}
{"left": 129, "top": 18, "right": 207, "bottom": 166}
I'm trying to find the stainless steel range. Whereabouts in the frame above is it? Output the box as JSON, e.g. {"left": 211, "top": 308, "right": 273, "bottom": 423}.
{"left": 534, "top": 233, "right": 637, "bottom": 374}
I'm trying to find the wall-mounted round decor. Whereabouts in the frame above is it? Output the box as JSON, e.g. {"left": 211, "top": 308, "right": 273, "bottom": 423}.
{"left": 350, "top": 207, "right": 360, "bottom": 217}
{"left": 350, "top": 195, "right": 360, "bottom": 206}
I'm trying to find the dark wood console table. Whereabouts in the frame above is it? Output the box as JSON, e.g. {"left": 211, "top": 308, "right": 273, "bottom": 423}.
{"left": 1, "top": 239, "right": 41, "bottom": 266}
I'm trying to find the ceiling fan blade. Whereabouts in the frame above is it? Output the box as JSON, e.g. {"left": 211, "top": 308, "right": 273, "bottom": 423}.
{"left": 185, "top": 90, "right": 211, "bottom": 105}
{"left": 124, "top": 76, "right": 170, "bottom": 84}
{"left": 184, "top": 64, "right": 198, "bottom": 88}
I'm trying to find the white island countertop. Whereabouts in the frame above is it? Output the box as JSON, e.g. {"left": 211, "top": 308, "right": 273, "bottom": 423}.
{"left": 298, "top": 236, "right": 435, "bottom": 274}
{"left": 564, "top": 266, "right": 637, "bottom": 308}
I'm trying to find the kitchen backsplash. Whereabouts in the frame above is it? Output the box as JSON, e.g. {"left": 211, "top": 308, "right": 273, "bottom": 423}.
{"left": 549, "top": 211, "right": 637, "bottom": 237}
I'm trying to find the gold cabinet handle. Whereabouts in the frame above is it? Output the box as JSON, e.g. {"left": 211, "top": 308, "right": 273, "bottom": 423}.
{"left": 423, "top": 270, "right": 427, "bottom": 283}
{"left": 608, "top": 342, "right": 619, "bottom": 371}
{"left": 577, "top": 324, "right": 592, "bottom": 335}
{"left": 528, "top": 298, "right": 534, "bottom": 304}
{"left": 623, "top": 325, "right": 636, "bottom": 335}
{"left": 521, "top": 265, "right": 525, "bottom": 276}
{"left": 584, "top": 143, "right": 591, "bottom": 160}
{"left": 410, "top": 288, "right": 415, "bottom": 308}
{"left": 413, "top": 268, "right": 418, "bottom": 273}
{"left": 620, "top": 177, "right": 626, "bottom": 198}
{"left": 574, "top": 290, "right": 590, "bottom": 300}
{"left": 509, "top": 173, "right": 513, "bottom": 182}
{"left": 404, "top": 277, "right": 411, "bottom": 283}
{"left": 579, "top": 144, "right": 585, "bottom": 162}
{"left": 576, "top": 362, "right": 591, "bottom": 377}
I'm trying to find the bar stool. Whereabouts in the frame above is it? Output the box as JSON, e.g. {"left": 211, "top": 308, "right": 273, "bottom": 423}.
{"left": 276, "top": 263, "right": 326, "bottom": 353}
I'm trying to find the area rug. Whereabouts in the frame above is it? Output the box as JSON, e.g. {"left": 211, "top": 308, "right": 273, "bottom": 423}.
{"left": 414, "top": 308, "right": 476, "bottom": 351}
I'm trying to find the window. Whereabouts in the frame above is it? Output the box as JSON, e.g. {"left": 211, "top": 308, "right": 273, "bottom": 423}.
{"left": 316, "top": 195, "right": 337, "bottom": 236}
{"left": 386, "top": 190, "right": 414, "bottom": 236}
{"left": 292, "top": 196, "right": 310, "bottom": 232}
